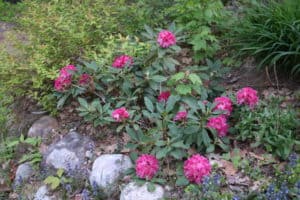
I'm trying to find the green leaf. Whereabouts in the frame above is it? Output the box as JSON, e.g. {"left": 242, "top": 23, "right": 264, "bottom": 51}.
{"left": 20, "top": 134, "right": 25, "bottom": 142}
{"left": 175, "top": 84, "right": 192, "bottom": 95}
{"left": 170, "top": 149, "right": 186, "bottom": 159}
{"left": 44, "top": 176, "right": 60, "bottom": 190}
{"left": 156, "top": 147, "right": 169, "bottom": 159}
{"left": 151, "top": 75, "right": 167, "bottom": 83}
{"left": 171, "top": 141, "right": 189, "bottom": 149}
{"left": 170, "top": 72, "right": 185, "bottom": 82}
{"left": 144, "top": 97, "right": 154, "bottom": 113}
{"left": 126, "top": 126, "right": 139, "bottom": 141}
{"left": 56, "top": 168, "right": 64, "bottom": 178}
{"left": 155, "top": 140, "right": 166, "bottom": 146}
{"left": 188, "top": 73, "right": 202, "bottom": 85}
{"left": 78, "top": 97, "right": 88, "bottom": 109}
{"left": 166, "top": 95, "right": 179, "bottom": 113}
{"left": 57, "top": 94, "right": 70, "bottom": 109}
{"left": 147, "top": 182, "right": 156, "bottom": 192}
{"left": 175, "top": 176, "right": 189, "bottom": 186}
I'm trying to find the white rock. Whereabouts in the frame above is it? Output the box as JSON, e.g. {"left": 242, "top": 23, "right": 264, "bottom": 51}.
{"left": 34, "top": 186, "right": 52, "bottom": 200}
{"left": 120, "top": 182, "right": 165, "bottom": 200}
{"left": 14, "top": 162, "right": 34, "bottom": 186}
{"left": 46, "top": 148, "right": 80, "bottom": 170}
{"left": 89, "top": 154, "right": 133, "bottom": 196}
{"left": 44, "top": 132, "right": 94, "bottom": 174}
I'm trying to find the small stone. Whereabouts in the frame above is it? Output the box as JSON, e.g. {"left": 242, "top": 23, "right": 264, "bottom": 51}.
{"left": 120, "top": 182, "right": 165, "bottom": 200}
{"left": 44, "top": 131, "right": 94, "bottom": 173}
{"left": 34, "top": 186, "right": 52, "bottom": 200}
{"left": 14, "top": 162, "right": 34, "bottom": 186}
{"left": 28, "top": 116, "right": 58, "bottom": 141}
{"left": 89, "top": 154, "right": 133, "bottom": 196}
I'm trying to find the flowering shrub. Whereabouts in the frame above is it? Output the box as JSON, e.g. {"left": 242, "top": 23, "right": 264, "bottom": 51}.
{"left": 78, "top": 74, "right": 91, "bottom": 86}
{"left": 207, "top": 115, "right": 229, "bottom": 137}
{"left": 157, "top": 30, "right": 176, "bottom": 48}
{"left": 112, "top": 55, "right": 133, "bottom": 69}
{"left": 183, "top": 154, "right": 211, "bottom": 184}
{"left": 236, "top": 87, "right": 258, "bottom": 109}
{"left": 174, "top": 111, "right": 187, "bottom": 122}
{"left": 54, "top": 65, "right": 77, "bottom": 92}
{"left": 135, "top": 154, "right": 159, "bottom": 180}
{"left": 157, "top": 91, "right": 171, "bottom": 102}
{"left": 111, "top": 107, "right": 130, "bottom": 122}
{"left": 213, "top": 96, "right": 233, "bottom": 117}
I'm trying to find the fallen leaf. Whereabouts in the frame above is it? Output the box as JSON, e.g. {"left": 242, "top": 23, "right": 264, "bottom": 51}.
{"left": 220, "top": 160, "right": 238, "bottom": 177}
{"left": 249, "top": 152, "right": 264, "bottom": 160}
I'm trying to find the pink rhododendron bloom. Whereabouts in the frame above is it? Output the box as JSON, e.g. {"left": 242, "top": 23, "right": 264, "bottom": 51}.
{"left": 60, "top": 65, "right": 77, "bottom": 78}
{"left": 111, "top": 107, "right": 130, "bottom": 122}
{"left": 112, "top": 55, "right": 133, "bottom": 68}
{"left": 54, "top": 65, "right": 77, "bottom": 91}
{"left": 213, "top": 96, "right": 233, "bottom": 116}
{"left": 157, "top": 30, "right": 176, "bottom": 48}
{"left": 158, "top": 91, "right": 171, "bottom": 102}
{"left": 207, "top": 115, "right": 228, "bottom": 137}
{"left": 174, "top": 111, "right": 188, "bottom": 121}
{"left": 79, "top": 74, "right": 91, "bottom": 85}
{"left": 236, "top": 87, "right": 259, "bottom": 108}
{"left": 135, "top": 154, "right": 159, "bottom": 180}
{"left": 184, "top": 154, "right": 211, "bottom": 184}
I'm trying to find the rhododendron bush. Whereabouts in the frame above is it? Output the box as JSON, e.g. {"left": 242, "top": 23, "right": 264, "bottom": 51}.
{"left": 52, "top": 24, "right": 297, "bottom": 190}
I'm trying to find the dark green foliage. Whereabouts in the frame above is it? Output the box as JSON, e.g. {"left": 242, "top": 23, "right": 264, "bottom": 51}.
{"left": 229, "top": 0, "right": 300, "bottom": 75}
{"left": 233, "top": 99, "right": 300, "bottom": 159}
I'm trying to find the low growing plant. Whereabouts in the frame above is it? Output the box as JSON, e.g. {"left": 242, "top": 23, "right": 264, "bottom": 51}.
{"left": 233, "top": 98, "right": 300, "bottom": 159}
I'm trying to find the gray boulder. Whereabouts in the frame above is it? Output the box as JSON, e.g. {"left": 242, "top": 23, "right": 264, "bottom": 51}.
{"left": 34, "top": 185, "right": 60, "bottom": 200}
{"left": 44, "top": 131, "right": 94, "bottom": 173}
{"left": 28, "top": 116, "right": 58, "bottom": 141}
{"left": 14, "top": 162, "right": 34, "bottom": 186}
{"left": 120, "top": 182, "right": 165, "bottom": 200}
{"left": 89, "top": 154, "right": 133, "bottom": 196}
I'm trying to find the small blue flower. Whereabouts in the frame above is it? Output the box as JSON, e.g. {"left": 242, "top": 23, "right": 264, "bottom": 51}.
{"left": 81, "top": 188, "right": 90, "bottom": 200}
{"left": 288, "top": 153, "right": 298, "bottom": 167}
{"left": 64, "top": 184, "right": 72, "bottom": 193}
{"left": 232, "top": 196, "right": 240, "bottom": 200}
{"left": 213, "top": 173, "right": 221, "bottom": 186}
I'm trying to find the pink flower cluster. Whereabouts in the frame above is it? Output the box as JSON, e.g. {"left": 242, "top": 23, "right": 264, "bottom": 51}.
{"left": 236, "top": 87, "right": 259, "bottom": 109}
{"left": 135, "top": 154, "right": 159, "bottom": 180}
{"left": 112, "top": 55, "right": 133, "bottom": 69}
{"left": 111, "top": 107, "right": 130, "bottom": 122}
{"left": 79, "top": 73, "right": 91, "bottom": 86}
{"left": 158, "top": 91, "right": 170, "bottom": 102}
{"left": 184, "top": 154, "right": 211, "bottom": 184}
{"left": 157, "top": 30, "right": 176, "bottom": 48}
{"left": 207, "top": 115, "right": 228, "bottom": 137}
{"left": 54, "top": 65, "right": 77, "bottom": 91}
{"left": 174, "top": 111, "right": 187, "bottom": 121}
{"left": 213, "top": 96, "right": 233, "bottom": 117}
